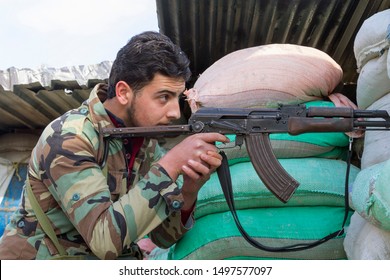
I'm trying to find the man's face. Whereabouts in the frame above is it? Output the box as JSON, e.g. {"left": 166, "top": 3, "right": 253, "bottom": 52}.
{"left": 126, "top": 73, "right": 185, "bottom": 127}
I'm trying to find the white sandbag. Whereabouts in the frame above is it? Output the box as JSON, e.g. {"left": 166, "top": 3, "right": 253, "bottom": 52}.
{"left": 0, "top": 158, "right": 15, "bottom": 206}
{"left": 353, "top": 9, "right": 390, "bottom": 72}
{"left": 344, "top": 212, "right": 390, "bottom": 260}
{"left": 185, "top": 44, "right": 343, "bottom": 112}
{"left": 356, "top": 50, "right": 390, "bottom": 109}
{"left": 350, "top": 159, "right": 390, "bottom": 230}
{"left": 361, "top": 93, "right": 390, "bottom": 169}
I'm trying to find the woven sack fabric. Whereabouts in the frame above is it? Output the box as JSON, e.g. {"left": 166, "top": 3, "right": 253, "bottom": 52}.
{"left": 350, "top": 158, "right": 390, "bottom": 231}
{"left": 353, "top": 9, "right": 390, "bottom": 71}
{"left": 344, "top": 212, "right": 390, "bottom": 260}
{"left": 360, "top": 93, "right": 390, "bottom": 169}
{"left": 356, "top": 50, "right": 390, "bottom": 109}
{"left": 185, "top": 44, "right": 342, "bottom": 112}
{"left": 171, "top": 207, "right": 351, "bottom": 260}
{"left": 0, "top": 133, "right": 39, "bottom": 163}
{"left": 195, "top": 157, "right": 359, "bottom": 219}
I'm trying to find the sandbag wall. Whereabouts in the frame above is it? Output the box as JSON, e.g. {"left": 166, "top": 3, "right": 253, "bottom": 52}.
{"left": 155, "top": 44, "right": 359, "bottom": 260}
{"left": 0, "top": 133, "right": 38, "bottom": 237}
{"left": 344, "top": 9, "right": 390, "bottom": 260}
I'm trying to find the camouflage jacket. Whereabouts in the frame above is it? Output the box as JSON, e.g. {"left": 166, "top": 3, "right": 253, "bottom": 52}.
{"left": 0, "top": 83, "right": 191, "bottom": 260}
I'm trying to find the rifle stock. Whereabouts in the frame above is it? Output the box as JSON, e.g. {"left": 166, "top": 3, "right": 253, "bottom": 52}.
{"left": 101, "top": 104, "right": 390, "bottom": 203}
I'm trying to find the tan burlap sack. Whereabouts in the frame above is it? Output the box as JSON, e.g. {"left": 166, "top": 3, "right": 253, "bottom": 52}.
{"left": 185, "top": 44, "right": 343, "bottom": 112}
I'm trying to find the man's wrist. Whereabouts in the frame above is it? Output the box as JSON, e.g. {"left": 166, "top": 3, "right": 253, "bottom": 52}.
{"left": 181, "top": 201, "right": 196, "bottom": 224}
{"left": 181, "top": 190, "right": 198, "bottom": 211}
{"left": 156, "top": 157, "right": 180, "bottom": 181}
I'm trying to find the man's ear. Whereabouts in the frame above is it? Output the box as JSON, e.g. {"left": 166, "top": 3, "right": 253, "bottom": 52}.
{"left": 115, "top": 81, "right": 133, "bottom": 105}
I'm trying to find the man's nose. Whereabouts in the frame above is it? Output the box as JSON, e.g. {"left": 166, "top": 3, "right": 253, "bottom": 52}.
{"left": 166, "top": 101, "right": 181, "bottom": 120}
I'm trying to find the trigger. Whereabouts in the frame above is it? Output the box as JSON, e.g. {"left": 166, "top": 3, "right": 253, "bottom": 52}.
{"left": 236, "top": 135, "right": 244, "bottom": 147}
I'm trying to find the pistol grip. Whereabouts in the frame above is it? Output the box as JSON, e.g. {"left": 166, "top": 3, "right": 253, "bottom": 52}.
{"left": 245, "top": 133, "right": 300, "bottom": 203}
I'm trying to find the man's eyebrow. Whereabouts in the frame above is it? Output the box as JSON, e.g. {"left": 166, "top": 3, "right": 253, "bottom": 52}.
{"left": 156, "top": 89, "right": 183, "bottom": 96}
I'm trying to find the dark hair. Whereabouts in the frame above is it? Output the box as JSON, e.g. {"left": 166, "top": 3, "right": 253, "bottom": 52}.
{"left": 107, "top": 31, "right": 191, "bottom": 98}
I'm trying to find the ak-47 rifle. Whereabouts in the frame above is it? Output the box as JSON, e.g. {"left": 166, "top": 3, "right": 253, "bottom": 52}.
{"left": 101, "top": 104, "right": 390, "bottom": 203}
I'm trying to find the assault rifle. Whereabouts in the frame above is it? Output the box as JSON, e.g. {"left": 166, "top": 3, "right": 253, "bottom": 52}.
{"left": 101, "top": 104, "right": 390, "bottom": 203}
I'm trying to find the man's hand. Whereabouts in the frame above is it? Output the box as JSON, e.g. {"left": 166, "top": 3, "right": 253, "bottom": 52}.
{"left": 180, "top": 150, "right": 223, "bottom": 210}
{"left": 157, "top": 133, "right": 229, "bottom": 210}
{"left": 158, "top": 133, "right": 229, "bottom": 180}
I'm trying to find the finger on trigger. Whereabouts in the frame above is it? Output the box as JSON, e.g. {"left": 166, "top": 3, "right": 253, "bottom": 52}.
{"left": 205, "top": 151, "right": 222, "bottom": 160}
{"left": 201, "top": 153, "right": 222, "bottom": 167}
{"left": 201, "top": 133, "right": 230, "bottom": 144}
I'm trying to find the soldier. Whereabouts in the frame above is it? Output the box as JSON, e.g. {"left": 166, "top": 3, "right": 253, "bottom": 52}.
{"left": 0, "top": 31, "right": 228, "bottom": 259}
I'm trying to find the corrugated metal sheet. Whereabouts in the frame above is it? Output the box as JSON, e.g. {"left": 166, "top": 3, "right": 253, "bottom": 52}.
{"left": 0, "top": 62, "right": 111, "bottom": 133}
{"left": 0, "top": 79, "right": 105, "bottom": 134}
{"left": 156, "top": 0, "right": 390, "bottom": 86}
{"left": 0, "top": 62, "right": 112, "bottom": 91}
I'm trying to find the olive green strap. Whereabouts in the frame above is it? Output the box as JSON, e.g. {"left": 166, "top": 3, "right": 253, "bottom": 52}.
{"left": 26, "top": 181, "right": 67, "bottom": 256}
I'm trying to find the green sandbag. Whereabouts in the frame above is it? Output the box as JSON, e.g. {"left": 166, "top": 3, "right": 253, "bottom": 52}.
{"left": 350, "top": 158, "right": 390, "bottom": 230}
{"left": 170, "top": 206, "right": 352, "bottom": 260}
{"left": 195, "top": 157, "right": 359, "bottom": 219}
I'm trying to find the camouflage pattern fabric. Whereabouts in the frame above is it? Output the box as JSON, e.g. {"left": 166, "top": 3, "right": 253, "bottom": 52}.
{"left": 0, "top": 83, "right": 191, "bottom": 260}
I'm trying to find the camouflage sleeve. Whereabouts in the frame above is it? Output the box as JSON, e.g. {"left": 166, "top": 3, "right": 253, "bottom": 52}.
{"left": 39, "top": 119, "right": 189, "bottom": 259}
{"left": 111, "top": 162, "right": 189, "bottom": 252}
{"left": 146, "top": 144, "right": 194, "bottom": 248}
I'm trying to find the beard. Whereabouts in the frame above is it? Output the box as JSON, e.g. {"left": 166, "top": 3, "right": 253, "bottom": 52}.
{"left": 126, "top": 100, "right": 141, "bottom": 127}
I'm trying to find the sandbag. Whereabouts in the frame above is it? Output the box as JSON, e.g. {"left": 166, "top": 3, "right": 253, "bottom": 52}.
{"left": 360, "top": 93, "right": 390, "bottom": 169}
{"left": 350, "top": 158, "right": 390, "bottom": 230}
{"left": 0, "top": 133, "right": 39, "bottom": 163}
{"left": 195, "top": 158, "right": 359, "bottom": 219}
{"left": 344, "top": 212, "right": 390, "bottom": 260}
{"left": 169, "top": 207, "right": 351, "bottom": 260}
{"left": 353, "top": 9, "right": 390, "bottom": 72}
{"left": 185, "top": 44, "right": 343, "bottom": 112}
{"left": 356, "top": 50, "right": 390, "bottom": 109}
{"left": 221, "top": 138, "right": 347, "bottom": 166}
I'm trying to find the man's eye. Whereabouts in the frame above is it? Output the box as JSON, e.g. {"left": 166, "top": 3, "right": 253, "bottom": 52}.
{"left": 159, "top": 95, "right": 169, "bottom": 102}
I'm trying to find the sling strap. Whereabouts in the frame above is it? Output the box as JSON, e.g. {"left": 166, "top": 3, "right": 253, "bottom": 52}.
{"left": 26, "top": 180, "right": 67, "bottom": 256}
{"left": 216, "top": 139, "right": 352, "bottom": 252}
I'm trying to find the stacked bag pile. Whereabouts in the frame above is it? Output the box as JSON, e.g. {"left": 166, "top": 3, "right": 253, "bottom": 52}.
{"left": 151, "top": 44, "right": 361, "bottom": 260}
{"left": 343, "top": 9, "right": 390, "bottom": 259}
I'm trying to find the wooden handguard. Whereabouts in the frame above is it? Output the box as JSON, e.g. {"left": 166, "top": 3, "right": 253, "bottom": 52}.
{"left": 245, "top": 133, "right": 300, "bottom": 203}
